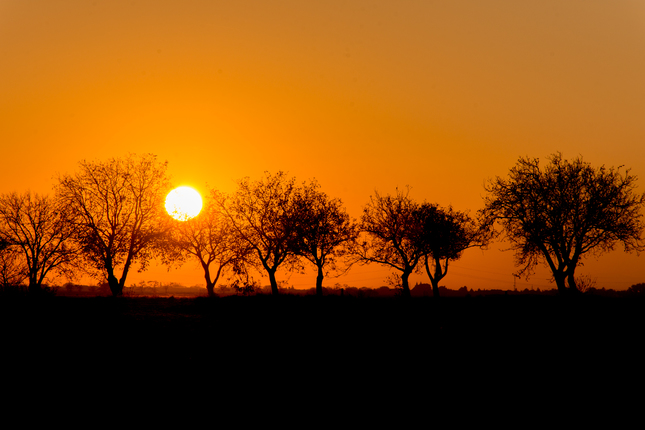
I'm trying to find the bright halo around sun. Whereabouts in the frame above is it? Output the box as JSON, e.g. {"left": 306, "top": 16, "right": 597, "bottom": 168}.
{"left": 165, "top": 186, "right": 203, "bottom": 221}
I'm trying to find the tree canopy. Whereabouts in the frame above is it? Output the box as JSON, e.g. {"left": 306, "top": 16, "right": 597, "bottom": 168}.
{"left": 356, "top": 188, "right": 426, "bottom": 298}
{"left": 56, "top": 153, "right": 171, "bottom": 296}
{"left": 217, "top": 171, "right": 301, "bottom": 295}
{"left": 482, "top": 153, "right": 645, "bottom": 293}
{"left": 290, "top": 180, "right": 358, "bottom": 296}
{"left": 0, "top": 192, "right": 78, "bottom": 292}
{"left": 415, "top": 203, "right": 492, "bottom": 297}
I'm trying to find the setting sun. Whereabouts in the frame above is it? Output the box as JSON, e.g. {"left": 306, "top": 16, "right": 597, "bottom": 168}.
{"left": 165, "top": 186, "right": 203, "bottom": 221}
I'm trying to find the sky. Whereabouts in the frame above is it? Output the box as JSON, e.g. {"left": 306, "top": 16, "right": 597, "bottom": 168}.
{"left": 1, "top": 0, "right": 644, "bottom": 291}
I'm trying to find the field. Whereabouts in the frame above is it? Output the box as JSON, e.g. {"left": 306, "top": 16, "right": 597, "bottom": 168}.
{"left": 2, "top": 293, "right": 642, "bottom": 420}
{"left": 4, "top": 294, "right": 642, "bottom": 366}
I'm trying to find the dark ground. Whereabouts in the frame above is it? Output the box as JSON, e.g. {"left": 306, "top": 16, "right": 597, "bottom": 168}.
{"left": 2, "top": 294, "right": 643, "bottom": 420}
{"left": 3, "top": 293, "right": 642, "bottom": 365}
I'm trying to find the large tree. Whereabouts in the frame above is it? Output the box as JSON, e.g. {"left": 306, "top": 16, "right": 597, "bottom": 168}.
{"left": 166, "top": 189, "right": 249, "bottom": 297}
{"left": 355, "top": 188, "right": 425, "bottom": 298}
{"left": 0, "top": 192, "right": 78, "bottom": 293}
{"left": 56, "top": 154, "right": 171, "bottom": 296}
{"left": 217, "top": 171, "right": 301, "bottom": 295}
{"left": 482, "top": 153, "right": 645, "bottom": 294}
{"left": 415, "top": 203, "right": 491, "bottom": 298}
{"left": 291, "top": 180, "right": 358, "bottom": 297}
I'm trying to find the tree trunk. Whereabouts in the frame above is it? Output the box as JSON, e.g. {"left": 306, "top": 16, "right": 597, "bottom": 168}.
{"left": 28, "top": 274, "right": 41, "bottom": 294}
{"left": 431, "top": 277, "right": 440, "bottom": 298}
{"left": 268, "top": 270, "right": 279, "bottom": 295}
{"left": 206, "top": 280, "right": 215, "bottom": 297}
{"left": 108, "top": 273, "right": 122, "bottom": 296}
{"left": 567, "top": 271, "right": 580, "bottom": 294}
{"left": 425, "top": 256, "right": 445, "bottom": 298}
{"left": 316, "top": 265, "right": 324, "bottom": 297}
{"left": 554, "top": 273, "right": 567, "bottom": 294}
{"left": 203, "top": 264, "right": 215, "bottom": 297}
{"left": 400, "top": 271, "right": 411, "bottom": 298}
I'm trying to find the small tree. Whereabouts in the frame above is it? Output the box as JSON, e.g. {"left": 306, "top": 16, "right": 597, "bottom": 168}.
{"left": 166, "top": 189, "right": 249, "bottom": 297}
{"left": 56, "top": 154, "right": 172, "bottom": 296}
{"left": 217, "top": 171, "right": 301, "bottom": 295}
{"left": 355, "top": 188, "right": 425, "bottom": 298}
{"left": 482, "top": 153, "right": 645, "bottom": 294}
{"left": 0, "top": 192, "right": 79, "bottom": 293}
{"left": 290, "top": 180, "right": 358, "bottom": 297}
{"left": 415, "top": 203, "right": 491, "bottom": 298}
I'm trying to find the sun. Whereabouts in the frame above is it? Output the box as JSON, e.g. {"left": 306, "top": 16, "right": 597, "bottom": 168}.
{"left": 165, "top": 186, "right": 203, "bottom": 221}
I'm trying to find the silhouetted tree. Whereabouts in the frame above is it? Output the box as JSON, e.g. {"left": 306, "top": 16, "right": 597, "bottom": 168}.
{"left": 355, "top": 188, "right": 425, "bottom": 298}
{"left": 56, "top": 154, "right": 171, "bottom": 296}
{"left": 217, "top": 171, "right": 301, "bottom": 295}
{"left": 415, "top": 203, "right": 492, "bottom": 298}
{"left": 291, "top": 180, "right": 358, "bottom": 297}
{"left": 165, "top": 189, "right": 249, "bottom": 297}
{"left": 0, "top": 192, "right": 78, "bottom": 293}
{"left": 0, "top": 238, "right": 26, "bottom": 288}
{"left": 628, "top": 283, "right": 645, "bottom": 295}
{"left": 482, "top": 153, "right": 645, "bottom": 294}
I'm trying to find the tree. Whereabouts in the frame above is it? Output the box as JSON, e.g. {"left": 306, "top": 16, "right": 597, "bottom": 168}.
{"left": 415, "top": 203, "right": 492, "bottom": 298}
{"left": 355, "top": 188, "right": 425, "bottom": 298}
{"left": 0, "top": 192, "right": 79, "bottom": 293}
{"left": 628, "top": 283, "right": 645, "bottom": 295}
{"left": 217, "top": 171, "right": 301, "bottom": 295}
{"left": 0, "top": 238, "right": 26, "bottom": 288}
{"left": 166, "top": 189, "right": 249, "bottom": 297}
{"left": 56, "top": 154, "right": 171, "bottom": 296}
{"left": 482, "top": 153, "right": 645, "bottom": 294}
{"left": 290, "top": 180, "right": 358, "bottom": 297}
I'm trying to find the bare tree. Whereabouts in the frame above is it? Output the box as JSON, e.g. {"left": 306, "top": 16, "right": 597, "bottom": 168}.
{"left": 414, "top": 203, "right": 492, "bottom": 298}
{"left": 56, "top": 154, "right": 171, "bottom": 296}
{"left": 166, "top": 189, "right": 249, "bottom": 297}
{"left": 355, "top": 188, "right": 425, "bottom": 298}
{"left": 216, "top": 171, "right": 301, "bottom": 296}
{"left": 291, "top": 180, "right": 358, "bottom": 297}
{"left": 482, "top": 153, "right": 645, "bottom": 294}
{"left": 0, "top": 238, "right": 26, "bottom": 288}
{"left": 0, "top": 192, "right": 79, "bottom": 293}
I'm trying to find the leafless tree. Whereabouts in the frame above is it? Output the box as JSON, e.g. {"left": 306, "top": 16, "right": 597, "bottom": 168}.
{"left": 290, "top": 180, "right": 358, "bottom": 296}
{"left": 0, "top": 239, "right": 26, "bottom": 288}
{"left": 355, "top": 188, "right": 425, "bottom": 298}
{"left": 166, "top": 189, "right": 250, "bottom": 297}
{"left": 481, "top": 153, "right": 645, "bottom": 294}
{"left": 0, "top": 192, "right": 79, "bottom": 292}
{"left": 56, "top": 154, "right": 171, "bottom": 296}
{"left": 216, "top": 171, "right": 301, "bottom": 295}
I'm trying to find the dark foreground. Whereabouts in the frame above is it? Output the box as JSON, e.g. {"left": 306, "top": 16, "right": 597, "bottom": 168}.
{"left": 2, "top": 294, "right": 643, "bottom": 418}
{"left": 3, "top": 294, "right": 642, "bottom": 365}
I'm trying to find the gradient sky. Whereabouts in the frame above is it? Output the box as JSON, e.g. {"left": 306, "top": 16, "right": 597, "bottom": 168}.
{"left": 1, "top": 0, "right": 644, "bottom": 291}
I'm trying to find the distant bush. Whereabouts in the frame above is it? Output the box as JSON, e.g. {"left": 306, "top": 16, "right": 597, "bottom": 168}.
{"left": 628, "top": 283, "right": 645, "bottom": 295}
{"left": 0, "top": 284, "right": 57, "bottom": 298}
{"left": 576, "top": 275, "right": 596, "bottom": 293}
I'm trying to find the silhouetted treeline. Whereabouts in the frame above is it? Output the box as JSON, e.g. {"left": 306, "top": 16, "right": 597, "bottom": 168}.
{"left": 31, "top": 281, "right": 645, "bottom": 299}
{"left": 1, "top": 152, "right": 643, "bottom": 297}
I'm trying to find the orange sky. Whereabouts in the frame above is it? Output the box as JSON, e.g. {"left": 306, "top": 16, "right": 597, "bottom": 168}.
{"left": 1, "top": 0, "right": 644, "bottom": 291}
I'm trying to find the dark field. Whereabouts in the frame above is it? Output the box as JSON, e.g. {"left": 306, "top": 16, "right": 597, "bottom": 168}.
{"left": 3, "top": 294, "right": 642, "bottom": 368}
{"left": 3, "top": 293, "right": 643, "bottom": 420}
